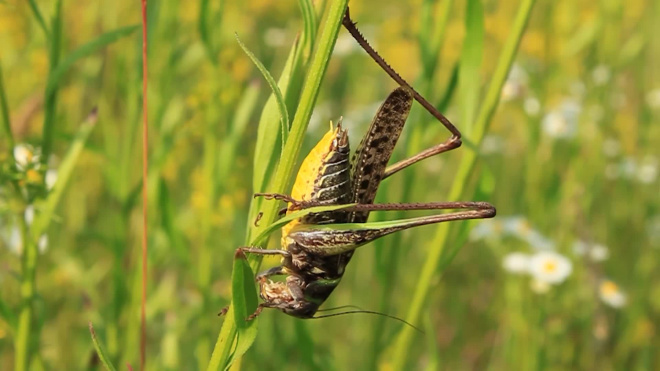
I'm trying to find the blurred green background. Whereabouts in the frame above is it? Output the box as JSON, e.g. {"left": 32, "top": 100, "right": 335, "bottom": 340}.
{"left": 1, "top": 0, "right": 659, "bottom": 369}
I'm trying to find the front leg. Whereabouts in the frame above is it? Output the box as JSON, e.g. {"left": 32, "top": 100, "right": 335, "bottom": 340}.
{"left": 238, "top": 246, "right": 293, "bottom": 268}
{"left": 254, "top": 192, "right": 336, "bottom": 212}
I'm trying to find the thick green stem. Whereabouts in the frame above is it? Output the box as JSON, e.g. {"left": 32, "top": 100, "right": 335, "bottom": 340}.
{"left": 205, "top": 1, "right": 348, "bottom": 369}
{"left": 14, "top": 212, "right": 39, "bottom": 371}
{"left": 389, "top": 0, "right": 537, "bottom": 367}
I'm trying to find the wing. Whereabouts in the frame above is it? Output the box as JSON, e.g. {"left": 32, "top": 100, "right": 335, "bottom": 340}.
{"left": 350, "top": 87, "right": 413, "bottom": 222}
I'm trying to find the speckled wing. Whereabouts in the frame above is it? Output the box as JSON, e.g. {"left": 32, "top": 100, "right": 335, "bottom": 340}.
{"left": 350, "top": 87, "right": 413, "bottom": 222}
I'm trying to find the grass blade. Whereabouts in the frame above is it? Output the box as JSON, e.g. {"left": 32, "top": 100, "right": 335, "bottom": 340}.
{"left": 89, "top": 323, "right": 118, "bottom": 371}
{"left": 458, "top": 0, "right": 484, "bottom": 134}
{"left": 206, "top": 1, "right": 349, "bottom": 369}
{"left": 224, "top": 251, "right": 259, "bottom": 369}
{"left": 26, "top": 0, "right": 50, "bottom": 38}
{"left": 0, "top": 63, "right": 14, "bottom": 152}
{"left": 45, "top": 25, "right": 140, "bottom": 100}
{"left": 41, "top": 0, "right": 62, "bottom": 163}
{"left": 235, "top": 34, "right": 290, "bottom": 153}
{"left": 298, "top": 0, "right": 318, "bottom": 58}
{"left": 248, "top": 36, "right": 303, "bottom": 196}
{"left": 389, "top": 0, "right": 537, "bottom": 367}
{"left": 30, "top": 109, "right": 98, "bottom": 240}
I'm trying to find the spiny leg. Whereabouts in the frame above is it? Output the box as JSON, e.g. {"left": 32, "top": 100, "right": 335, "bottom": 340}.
{"left": 237, "top": 246, "right": 293, "bottom": 268}
{"left": 383, "top": 136, "right": 462, "bottom": 180}
{"left": 342, "top": 7, "right": 462, "bottom": 140}
{"left": 290, "top": 202, "right": 495, "bottom": 257}
{"left": 254, "top": 192, "right": 339, "bottom": 211}
{"left": 344, "top": 201, "right": 495, "bottom": 214}
{"left": 342, "top": 8, "right": 465, "bottom": 181}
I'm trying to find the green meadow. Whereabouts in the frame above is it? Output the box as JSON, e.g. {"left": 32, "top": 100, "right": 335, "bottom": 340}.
{"left": 1, "top": 0, "right": 658, "bottom": 369}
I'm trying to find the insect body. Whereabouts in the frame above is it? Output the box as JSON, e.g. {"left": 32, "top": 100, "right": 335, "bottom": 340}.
{"left": 238, "top": 9, "right": 496, "bottom": 319}
{"left": 242, "top": 88, "right": 495, "bottom": 319}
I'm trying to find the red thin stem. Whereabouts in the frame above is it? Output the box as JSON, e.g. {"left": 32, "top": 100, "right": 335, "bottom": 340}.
{"left": 140, "top": 0, "right": 148, "bottom": 370}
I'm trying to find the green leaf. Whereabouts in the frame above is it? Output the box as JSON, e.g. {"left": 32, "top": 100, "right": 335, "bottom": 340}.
{"left": 30, "top": 110, "right": 98, "bottom": 240}
{"left": 389, "top": 0, "right": 537, "bottom": 367}
{"left": 207, "top": 1, "right": 349, "bottom": 369}
{"left": 251, "top": 36, "right": 301, "bottom": 194}
{"left": 235, "top": 34, "right": 290, "bottom": 156}
{"left": 458, "top": 0, "right": 484, "bottom": 135}
{"left": 89, "top": 322, "right": 117, "bottom": 371}
{"left": 0, "top": 296, "right": 16, "bottom": 334}
{"left": 26, "top": 0, "right": 50, "bottom": 38}
{"left": 45, "top": 25, "right": 140, "bottom": 99}
{"left": 224, "top": 251, "right": 259, "bottom": 370}
{"left": 0, "top": 63, "right": 13, "bottom": 151}
{"left": 297, "top": 0, "right": 318, "bottom": 58}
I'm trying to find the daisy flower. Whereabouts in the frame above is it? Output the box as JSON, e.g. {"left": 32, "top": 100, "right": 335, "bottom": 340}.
{"left": 528, "top": 251, "right": 572, "bottom": 284}
{"left": 599, "top": 280, "right": 627, "bottom": 308}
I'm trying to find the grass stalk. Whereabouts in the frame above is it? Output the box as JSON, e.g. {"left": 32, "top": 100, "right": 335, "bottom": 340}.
{"left": 41, "top": 0, "right": 62, "bottom": 163}
{"left": 13, "top": 212, "right": 37, "bottom": 371}
{"left": 206, "top": 1, "right": 348, "bottom": 369}
{"left": 390, "top": 0, "right": 537, "bottom": 367}
{"left": 0, "top": 64, "right": 14, "bottom": 152}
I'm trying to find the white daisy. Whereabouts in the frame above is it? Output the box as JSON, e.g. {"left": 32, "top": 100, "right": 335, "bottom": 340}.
{"left": 502, "top": 252, "right": 530, "bottom": 274}
{"left": 592, "top": 64, "right": 611, "bottom": 86}
{"left": 636, "top": 156, "right": 658, "bottom": 184}
{"left": 45, "top": 169, "right": 58, "bottom": 190}
{"left": 24, "top": 205, "right": 35, "bottom": 225}
{"left": 528, "top": 251, "right": 572, "bottom": 284}
{"left": 602, "top": 138, "right": 620, "bottom": 158}
{"left": 38, "top": 234, "right": 48, "bottom": 254}
{"left": 646, "top": 88, "right": 660, "bottom": 109}
{"left": 501, "top": 64, "right": 528, "bottom": 102}
{"left": 572, "top": 240, "right": 588, "bottom": 256}
{"left": 599, "top": 280, "right": 627, "bottom": 308}
{"left": 589, "top": 244, "right": 609, "bottom": 262}
{"left": 541, "top": 100, "right": 581, "bottom": 140}
{"left": 523, "top": 97, "right": 541, "bottom": 116}
{"left": 525, "top": 230, "right": 555, "bottom": 251}
{"left": 14, "top": 144, "right": 40, "bottom": 170}
{"left": 469, "top": 219, "right": 503, "bottom": 241}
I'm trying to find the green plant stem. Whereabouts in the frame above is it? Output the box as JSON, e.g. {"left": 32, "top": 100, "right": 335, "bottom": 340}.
{"left": 41, "top": 0, "right": 62, "bottom": 163}
{"left": 0, "top": 64, "right": 14, "bottom": 152}
{"left": 206, "top": 1, "right": 348, "bottom": 369}
{"left": 390, "top": 0, "right": 536, "bottom": 367}
{"left": 14, "top": 212, "right": 38, "bottom": 371}
{"left": 26, "top": 0, "right": 50, "bottom": 38}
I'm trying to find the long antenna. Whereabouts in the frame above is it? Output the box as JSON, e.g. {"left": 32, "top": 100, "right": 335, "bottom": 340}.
{"left": 311, "top": 310, "right": 424, "bottom": 333}
{"left": 342, "top": 8, "right": 462, "bottom": 139}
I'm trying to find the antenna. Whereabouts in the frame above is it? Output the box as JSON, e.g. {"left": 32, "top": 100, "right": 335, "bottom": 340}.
{"left": 310, "top": 310, "right": 424, "bottom": 333}
{"left": 342, "top": 7, "right": 462, "bottom": 139}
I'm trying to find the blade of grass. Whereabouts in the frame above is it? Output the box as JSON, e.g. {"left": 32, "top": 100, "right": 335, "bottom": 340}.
{"left": 389, "top": 0, "right": 537, "bottom": 367}
{"left": 0, "top": 63, "right": 14, "bottom": 152}
{"left": 44, "top": 25, "right": 140, "bottom": 100}
{"left": 224, "top": 250, "right": 259, "bottom": 368}
{"left": 298, "top": 0, "right": 318, "bottom": 59}
{"left": 30, "top": 109, "right": 98, "bottom": 239}
{"left": 89, "top": 323, "right": 118, "bottom": 371}
{"left": 26, "top": 0, "right": 50, "bottom": 38}
{"left": 235, "top": 34, "right": 290, "bottom": 154}
{"left": 206, "top": 1, "right": 349, "bottom": 369}
{"left": 458, "top": 0, "right": 484, "bottom": 135}
{"left": 40, "top": 0, "right": 62, "bottom": 163}
{"left": 251, "top": 37, "right": 301, "bottom": 195}
{"left": 15, "top": 109, "right": 97, "bottom": 371}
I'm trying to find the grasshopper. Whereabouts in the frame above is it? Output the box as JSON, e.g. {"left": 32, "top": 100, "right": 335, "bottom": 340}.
{"left": 238, "top": 9, "right": 496, "bottom": 319}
